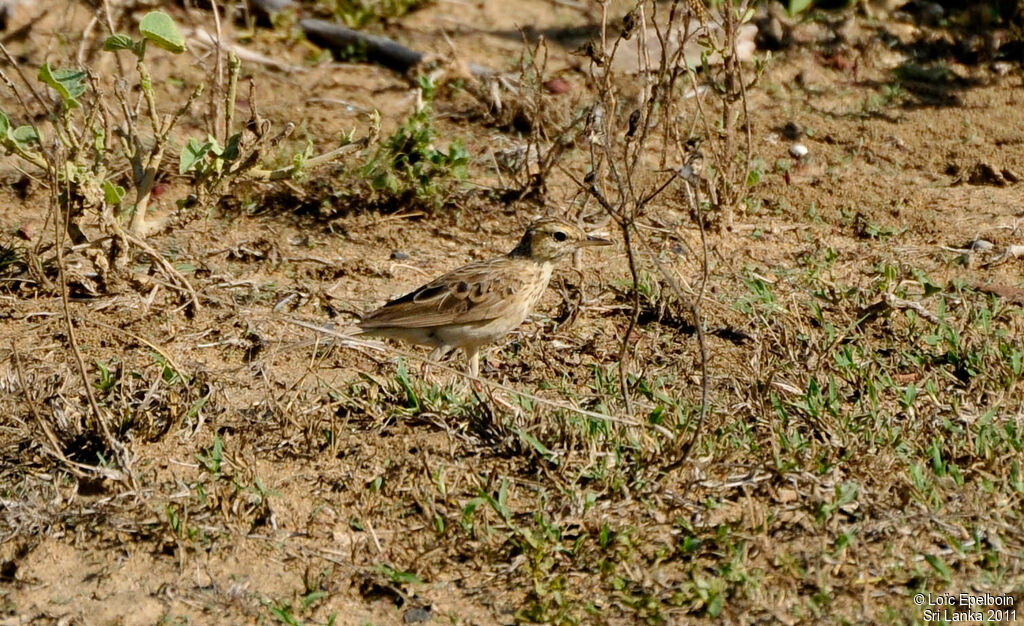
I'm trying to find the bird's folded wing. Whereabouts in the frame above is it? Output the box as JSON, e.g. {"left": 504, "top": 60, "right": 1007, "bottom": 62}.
{"left": 360, "top": 260, "right": 526, "bottom": 329}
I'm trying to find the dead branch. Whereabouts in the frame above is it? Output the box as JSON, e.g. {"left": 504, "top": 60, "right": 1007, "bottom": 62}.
{"left": 300, "top": 18, "right": 427, "bottom": 73}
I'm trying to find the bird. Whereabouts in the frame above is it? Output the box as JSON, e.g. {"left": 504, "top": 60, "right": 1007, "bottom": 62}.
{"left": 359, "top": 217, "right": 611, "bottom": 378}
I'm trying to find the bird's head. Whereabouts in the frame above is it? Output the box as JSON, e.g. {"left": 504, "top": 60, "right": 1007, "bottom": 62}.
{"left": 511, "top": 217, "right": 611, "bottom": 262}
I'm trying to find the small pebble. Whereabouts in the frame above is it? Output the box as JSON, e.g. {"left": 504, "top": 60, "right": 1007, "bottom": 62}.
{"left": 404, "top": 606, "right": 432, "bottom": 623}
{"left": 390, "top": 250, "right": 410, "bottom": 260}
{"left": 970, "top": 239, "right": 993, "bottom": 253}
{"left": 789, "top": 143, "right": 808, "bottom": 159}
{"left": 993, "top": 62, "right": 1014, "bottom": 76}
{"left": 543, "top": 77, "right": 571, "bottom": 95}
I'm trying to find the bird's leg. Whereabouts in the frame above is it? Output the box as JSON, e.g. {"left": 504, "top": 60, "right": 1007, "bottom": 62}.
{"left": 422, "top": 345, "right": 452, "bottom": 380}
{"left": 465, "top": 346, "right": 480, "bottom": 378}
{"left": 464, "top": 346, "right": 483, "bottom": 392}
{"left": 464, "top": 346, "right": 515, "bottom": 410}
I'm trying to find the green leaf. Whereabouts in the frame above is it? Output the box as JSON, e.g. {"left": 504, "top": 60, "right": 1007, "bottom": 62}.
{"left": 205, "top": 136, "right": 225, "bottom": 158}
{"left": 707, "top": 592, "right": 724, "bottom": 618}
{"left": 513, "top": 427, "right": 555, "bottom": 464}
{"left": 0, "top": 110, "right": 10, "bottom": 138}
{"left": 375, "top": 563, "right": 422, "bottom": 585}
{"left": 221, "top": 132, "right": 241, "bottom": 161}
{"left": 139, "top": 11, "right": 186, "bottom": 54}
{"left": 103, "top": 180, "right": 126, "bottom": 205}
{"left": 103, "top": 34, "right": 135, "bottom": 52}
{"left": 301, "top": 590, "right": 327, "bottom": 610}
{"left": 179, "top": 137, "right": 213, "bottom": 174}
{"left": 394, "top": 359, "right": 419, "bottom": 411}
{"left": 12, "top": 125, "right": 40, "bottom": 146}
{"left": 787, "top": 0, "right": 814, "bottom": 15}
{"left": 38, "top": 64, "right": 87, "bottom": 109}
{"left": 924, "top": 553, "right": 952, "bottom": 581}
{"left": 91, "top": 125, "right": 106, "bottom": 153}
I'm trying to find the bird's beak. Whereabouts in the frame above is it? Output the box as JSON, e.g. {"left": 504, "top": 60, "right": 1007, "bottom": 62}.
{"left": 582, "top": 235, "right": 612, "bottom": 247}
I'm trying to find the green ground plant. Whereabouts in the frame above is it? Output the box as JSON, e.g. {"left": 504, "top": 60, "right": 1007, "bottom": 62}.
{"left": 358, "top": 77, "right": 468, "bottom": 209}
{"left": 317, "top": 0, "right": 434, "bottom": 28}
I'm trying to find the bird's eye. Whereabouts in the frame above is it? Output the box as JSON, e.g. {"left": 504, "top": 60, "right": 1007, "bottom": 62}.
{"left": 553, "top": 231, "right": 567, "bottom": 242}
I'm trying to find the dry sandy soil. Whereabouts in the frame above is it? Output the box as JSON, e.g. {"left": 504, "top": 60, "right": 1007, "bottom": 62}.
{"left": 1, "top": 0, "right": 1023, "bottom": 624}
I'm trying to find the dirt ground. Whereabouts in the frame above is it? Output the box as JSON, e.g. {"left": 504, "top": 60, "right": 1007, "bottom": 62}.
{"left": 1, "top": 0, "right": 1023, "bottom": 624}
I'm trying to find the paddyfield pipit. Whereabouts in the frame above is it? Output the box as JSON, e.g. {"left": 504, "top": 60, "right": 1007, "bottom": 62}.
{"left": 359, "top": 217, "right": 611, "bottom": 377}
